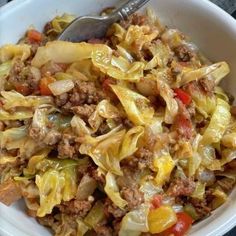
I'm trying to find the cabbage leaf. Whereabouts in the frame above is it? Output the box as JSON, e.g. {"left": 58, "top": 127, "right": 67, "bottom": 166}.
{"left": 105, "top": 172, "right": 127, "bottom": 209}
{"left": 111, "top": 85, "right": 154, "bottom": 125}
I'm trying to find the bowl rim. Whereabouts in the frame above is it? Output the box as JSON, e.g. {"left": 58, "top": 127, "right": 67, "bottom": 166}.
{"left": 0, "top": 0, "right": 236, "bottom": 236}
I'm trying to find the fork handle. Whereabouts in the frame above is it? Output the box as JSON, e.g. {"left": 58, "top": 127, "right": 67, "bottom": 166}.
{"left": 110, "top": 0, "right": 151, "bottom": 21}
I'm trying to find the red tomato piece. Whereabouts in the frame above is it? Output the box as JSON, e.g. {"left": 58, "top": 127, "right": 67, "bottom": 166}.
{"left": 39, "top": 77, "right": 56, "bottom": 95}
{"left": 27, "top": 29, "right": 42, "bottom": 43}
{"left": 174, "top": 88, "right": 192, "bottom": 105}
{"left": 161, "top": 212, "right": 193, "bottom": 236}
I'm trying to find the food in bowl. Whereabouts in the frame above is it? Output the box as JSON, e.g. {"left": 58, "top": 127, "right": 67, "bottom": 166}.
{"left": 0, "top": 8, "right": 235, "bottom": 236}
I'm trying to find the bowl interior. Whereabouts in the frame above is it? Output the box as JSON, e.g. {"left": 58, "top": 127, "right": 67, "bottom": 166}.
{"left": 0, "top": 0, "right": 236, "bottom": 236}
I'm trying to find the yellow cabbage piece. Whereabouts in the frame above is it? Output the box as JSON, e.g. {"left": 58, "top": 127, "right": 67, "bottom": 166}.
{"left": 79, "top": 126, "right": 144, "bottom": 175}
{"left": 0, "top": 155, "right": 18, "bottom": 165}
{"left": 71, "top": 115, "right": 91, "bottom": 136}
{"left": 111, "top": 85, "right": 154, "bottom": 125}
{"left": 92, "top": 50, "right": 144, "bottom": 82}
{"left": 36, "top": 169, "right": 65, "bottom": 217}
{"left": 222, "top": 133, "right": 236, "bottom": 148}
{"left": 47, "top": 14, "right": 75, "bottom": 34}
{"left": 156, "top": 79, "right": 178, "bottom": 124}
{"left": 177, "top": 62, "right": 229, "bottom": 87}
{"left": 76, "top": 219, "right": 90, "bottom": 236}
{"left": 0, "top": 126, "right": 27, "bottom": 150}
{"left": 87, "top": 99, "right": 120, "bottom": 132}
{"left": 31, "top": 41, "right": 112, "bottom": 67}
{"left": 211, "top": 188, "right": 227, "bottom": 209}
{"left": 148, "top": 205, "right": 177, "bottom": 234}
{"left": 0, "top": 109, "right": 33, "bottom": 120}
{"left": 0, "top": 61, "right": 12, "bottom": 91}
{"left": 145, "top": 41, "right": 171, "bottom": 70}
{"left": 119, "top": 204, "right": 150, "bottom": 236}
{"left": 36, "top": 160, "right": 78, "bottom": 217}
{"left": 66, "top": 60, "right": 97, "bottom": 81}
{"left": 1, "top": 91, "right": 53, "bottom": 110}
{"left": 153, "top": 154, "right": 175, "bottom": 186}
{"left": 201, "top": 98, "right": 231, "bottom": 145}
{"left": 0, "top": 44, "right": 31, "bottom": 63}
{"left": 121, "top": 25, "right": 159, "bottom": 53}
{"left": 191, "top": 182, "right": 206, "bottom": 200}
{"left": 105, "top": 172, "right": 127, "bottom": 209}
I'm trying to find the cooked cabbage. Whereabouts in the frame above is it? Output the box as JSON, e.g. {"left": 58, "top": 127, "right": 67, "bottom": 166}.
{"left": 92, "top": 50, "right": 144, "bottom": 82}
{"left": 111, "top": 85, "right": 154, "bottom": 125}
{"left": 1, "top": 91, "right": 53, "bottom": 110}
{"left": 153, "top": 154, "right": 175, "bottom": 186}
{"left": 201, "top": 98, "right": 231, "bottom": 145}
{"left": 0, "top": 44, "right": 31, "bottom": 62}
{"left": 31, "top": 41, "right": 112, "bottom": 67}
{"left": 119, "top": 204, "right": 150, "bottom": 236}
{"left": 105, "top": 172, "right": 127, "bottom": 209}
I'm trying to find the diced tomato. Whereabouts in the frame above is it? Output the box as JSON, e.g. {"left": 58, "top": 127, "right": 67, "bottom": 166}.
{"left": 173, "top": 88, "right": 192, "bottom": 105}
{"left": 27, "top": 29, "right": 42, "bottom": 43}
{"left": 174, "top": 113, "right": 193, "bottom": 139}
{"left": 15, "top": 84, "right": 31, "bottom": 95}
{"left": 161, "top": 212, "right": 193, "bottom": 236}
{"left": 39, "top": 76, "right": 56, "bottom": 95}
{"left": 151, "top": 195, "right": 163, "bottom": 209}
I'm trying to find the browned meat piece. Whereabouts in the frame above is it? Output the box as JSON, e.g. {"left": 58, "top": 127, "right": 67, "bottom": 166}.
{"left": 57, "top": 134, "right": 78, "bottom": 158}
{"left": 71, "top": 81, "right": 105, "bottom": 105}
{"left": 199, "top": 78, "right": 215, "bottom": 94}
{"left": 121, "top": 186, "right": 144, "bottom": 210}
{"left": 174, "top": 45, "right": 194, "bottom": 62}
{"left": 43, "top": 129, "right": 62, "bottom": 145}
{"left": 37, "top": 214, "right": 55, "bottom": 228}
{"left": 231, "top": 106, "right": 236, "bottom": 117}
{"left": 55, "top": 80, "right": 105, "bottom": 110}
{"left": 0, "top": 180, "right": 22, "bottom": 206}
{"left": 58, "top": 199, "right": 92, "bottom": 217}
{"left": 94, "top": 225, "right": 112, "bottom": 236}
{"left": 72, "top": 104, "right": 96, "bottom": 119}
{"left": 120, "top": 13, "right": 148, "bottom": 29}
{"left": 172, "top": 100, "right": 195, "bottom": 140}
{"left": 91, "top": 168, "right": 106, "bottom": 184}
{"left": 190, "top": 198, "right": 211, "bottom": 218}
{"left": 8, "top": 60, "right": 41, "bottom": 95}
{"left": 104, "top": 198, "right": 127, "bottom": 218}
{"left": 227, "top": 159, "right": 236, "bottom": 169}
{"left": 168, "top": 178, "right": 196, "bottom": 197}
{"left": 217, "top": 178, "right": 235, "bottom": 193}
{"left": 55, "top": 93, "right": 69, "bottom": 107}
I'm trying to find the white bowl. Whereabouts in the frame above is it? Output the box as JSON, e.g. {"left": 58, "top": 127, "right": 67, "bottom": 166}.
{"left": 0, "top": 0, "right": 236, "bottom": 235}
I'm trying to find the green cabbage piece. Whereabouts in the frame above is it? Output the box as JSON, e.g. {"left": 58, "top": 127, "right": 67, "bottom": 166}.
{"left": 105, "top": 172, "right": 127, "bottom": 209}
{"left": 191, "top": 182, "right": 206, "bottom": 200}
{"left": 84, "top": 201, "right": 105, "bottom": 229}
{"left": 201, "top": 98, "right": 231, "bottom": 145}
{"left": 111, "top": 85, "right": 154, "bottom": 125}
